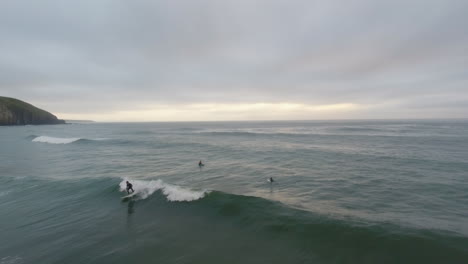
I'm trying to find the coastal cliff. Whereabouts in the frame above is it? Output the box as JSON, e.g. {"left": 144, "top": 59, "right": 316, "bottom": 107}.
{"left": 0, "top": 96, "right": 65, "bottom": 125}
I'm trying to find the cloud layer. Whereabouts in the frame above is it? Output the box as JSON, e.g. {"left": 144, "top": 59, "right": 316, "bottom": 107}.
{"left": 1, "top": 0, "right": 467, "bottom": 120}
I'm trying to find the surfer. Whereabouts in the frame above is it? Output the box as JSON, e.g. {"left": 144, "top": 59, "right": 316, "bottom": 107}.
{"left": 198, "top": 160, "right": 204, "bottom": 166}
{"left": 126, "top": 181, "right": 134, "bottom": 194}
{"left": 269, "top": 177, "right": 274, "bottom": 183}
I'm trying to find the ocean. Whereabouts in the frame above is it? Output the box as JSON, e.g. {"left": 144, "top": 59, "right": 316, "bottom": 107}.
{"left": 1, "top": 120, "right": 467, "bottom": 263}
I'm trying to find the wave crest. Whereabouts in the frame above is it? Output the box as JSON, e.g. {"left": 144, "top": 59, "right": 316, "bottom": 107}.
{"left": 119, "top": 179, "right": 207, "bottom": 202}
{"left": 32, "top": 136, "right": 81, "bottom": 144}
{"left": 31, "top": 136, "right": 108, "bottom": 144}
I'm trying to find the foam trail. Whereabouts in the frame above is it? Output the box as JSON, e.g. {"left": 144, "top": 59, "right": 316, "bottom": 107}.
{"left": 32, "top": 136, "right": 81, "bottom": 144}
{"left": 119, "top": 179, "right": 207, "bottom": 202}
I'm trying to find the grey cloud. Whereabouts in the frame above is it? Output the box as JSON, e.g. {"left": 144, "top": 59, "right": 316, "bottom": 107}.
{"left": 1, "top": 0, "right": 467, "bottom": 118}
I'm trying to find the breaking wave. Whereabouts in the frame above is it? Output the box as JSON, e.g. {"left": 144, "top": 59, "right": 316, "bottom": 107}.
{"left": 31, "top": 136, "right": 108, "bottom": 144}
{"left": 32, "top": 136, "right": 81, "bottom": 144}
{"left": 119, "top": 179, "right": 208, "bottom": 202}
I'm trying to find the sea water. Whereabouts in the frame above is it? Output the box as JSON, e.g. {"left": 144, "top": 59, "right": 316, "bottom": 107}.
{"left": 1, "top": 120, "right": 467, "bottom": 263}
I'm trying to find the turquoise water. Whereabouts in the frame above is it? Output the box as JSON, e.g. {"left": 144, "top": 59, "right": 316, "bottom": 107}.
{"left": 1, "top": 120, "right": 468, "bottom": 263}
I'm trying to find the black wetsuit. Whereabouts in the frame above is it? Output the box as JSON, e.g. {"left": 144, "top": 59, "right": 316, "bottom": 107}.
{"left": 126, "top": 182, "right": 134, "bottom": 194}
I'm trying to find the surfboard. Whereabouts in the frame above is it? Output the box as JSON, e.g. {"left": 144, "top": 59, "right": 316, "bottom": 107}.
{"left": 121, "top": 192, "right": 137, "bottom": 200}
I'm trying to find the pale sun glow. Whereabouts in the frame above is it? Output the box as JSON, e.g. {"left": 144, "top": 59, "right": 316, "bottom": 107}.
{"left": 58, "top": 102, "right": 363, "bottom": 122}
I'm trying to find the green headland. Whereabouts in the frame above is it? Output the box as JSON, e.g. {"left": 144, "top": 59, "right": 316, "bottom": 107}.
{"left": 0, "top": 96, "right": 65, "bottom": 125}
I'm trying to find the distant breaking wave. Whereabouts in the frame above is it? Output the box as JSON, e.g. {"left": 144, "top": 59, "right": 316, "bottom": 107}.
{"left": 119, "top": 179, "right": 208, "bottom": 202}
{"left": 31, "top": 136, "right": 108, "bottom": 144}
{"left": 32, "top": 136, "right": 81, "bottom": 144}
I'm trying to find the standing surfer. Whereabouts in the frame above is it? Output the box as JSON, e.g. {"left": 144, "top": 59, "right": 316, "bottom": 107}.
{"left": 126, "top": 181, "right": 134, "bottom": 194}
{"left": 198, "top": 160, "right": 204, "bottom": 167}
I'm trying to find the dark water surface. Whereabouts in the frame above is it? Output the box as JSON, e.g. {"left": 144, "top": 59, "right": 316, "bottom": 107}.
{"left": 1, "top": 120, "right": 467, "bottom": 263}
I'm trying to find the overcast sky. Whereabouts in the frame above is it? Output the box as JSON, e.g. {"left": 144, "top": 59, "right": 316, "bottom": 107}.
{"left": 1, "top": 0, "right": 467, "bottom": 121}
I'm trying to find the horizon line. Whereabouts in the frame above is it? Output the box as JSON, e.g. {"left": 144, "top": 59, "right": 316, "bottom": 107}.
{"left": 64, "top": 117, "right": 468, "bottom": 123}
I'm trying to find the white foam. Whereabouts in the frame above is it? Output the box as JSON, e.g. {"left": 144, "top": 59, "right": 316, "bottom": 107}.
{"left": 32, "top": 136, "right": 81, "bottom": 144}
{"left": 0, "top": 256, "right": 23, "bottom": 264}
{"left": 0, "top": 191, "right": 10, "bottom": 198}
{"left": 119, "top": 179, "right": 207, "bottom": 202}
